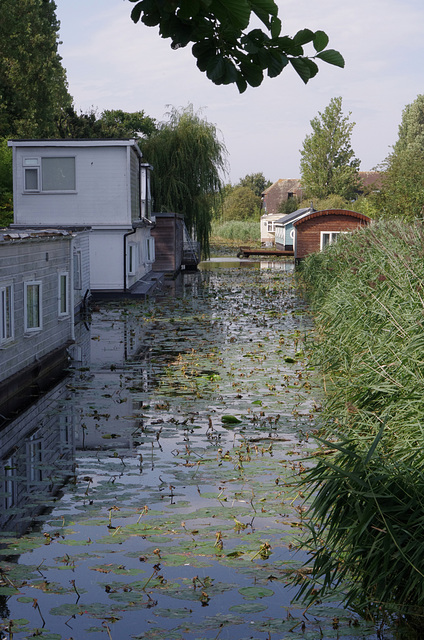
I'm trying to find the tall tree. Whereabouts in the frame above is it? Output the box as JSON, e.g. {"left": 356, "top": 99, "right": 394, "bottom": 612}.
{"left": 237, "top": 172, "right": 272, "bottom": 197}
{"left": 55, "top": 107, "right": 156, "bottom": 139}
{"left": 300, "top": 96, "right": 360, "bottom": 200}
{"left": 129, "top": 0, "right": 344, "bottom": 92}
{"left": 0, "top": 139, "right": 13, "bottom": 227}
{"left": 140, "top": 105, "right": 227, "bottom": 257}
{"left": 0, "top": 0, "right": 72, "bottom": 138}
{"left": 223, "top": 186, "right": 261, "bottom": 221}
{"left": 378, "top": 95, "right": 424, "bottom": 220}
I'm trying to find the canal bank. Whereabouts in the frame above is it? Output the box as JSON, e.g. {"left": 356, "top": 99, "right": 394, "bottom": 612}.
{"left": 0, "top": 260, "right": 385, "bottom": 640}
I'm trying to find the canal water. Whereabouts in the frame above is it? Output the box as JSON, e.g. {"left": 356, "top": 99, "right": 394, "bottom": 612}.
{"left": 0, "top": 260, "right": 386, "bottom": 639}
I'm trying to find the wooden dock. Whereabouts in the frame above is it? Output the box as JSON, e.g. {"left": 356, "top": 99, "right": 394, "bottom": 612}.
{"left": 237, "top": 246, "right": 294, "bottom": 258}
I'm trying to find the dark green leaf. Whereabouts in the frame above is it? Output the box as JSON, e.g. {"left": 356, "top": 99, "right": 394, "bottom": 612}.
{"left": 315, "top": 49, "right": 345, "bottom": 68}
{"left": 293, "top": 28, "right": 315, "bottom": 46}
{"left": 270, "top": 15, "right": 282, "bottom": 38}
{"left": 130, "top": 2, "right": 143, "bottom": 23}
{"left": 313, "top": 30, "right": 329, "bottom": 52}
{"left": 289, "top": 57, "right": 312, "bottom": 83}
{"left": 211, "top": 0, "right": 251, "bottom": 30}
{"left": 267, "top": 51, "right": 289, "bottom": 77}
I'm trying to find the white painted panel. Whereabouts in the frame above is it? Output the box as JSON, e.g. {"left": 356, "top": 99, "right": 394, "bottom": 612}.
{"left": 12, "top": 145, "right": 133, "bottom": 227}
{"left": 89, "top": 230, "right": 125, "bottom": 291}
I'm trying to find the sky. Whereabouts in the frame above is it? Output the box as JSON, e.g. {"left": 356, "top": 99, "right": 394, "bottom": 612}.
{"left": 54, "top": 0, "right": 424, "bottom": 185}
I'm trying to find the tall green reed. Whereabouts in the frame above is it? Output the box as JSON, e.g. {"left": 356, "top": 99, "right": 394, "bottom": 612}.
{"left": 296, "top": 220, "right": 424, "bottom": 628}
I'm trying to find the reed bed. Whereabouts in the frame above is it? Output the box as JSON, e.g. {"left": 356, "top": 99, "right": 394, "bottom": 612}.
{"left": 211, "top": 219, "right": 260, "bottom": 242}
{"left": 296, "top": 219, "right": 424, "bottom": 630}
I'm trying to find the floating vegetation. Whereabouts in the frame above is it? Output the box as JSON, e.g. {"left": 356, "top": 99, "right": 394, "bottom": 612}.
{"left": 0, "top": 262, "right": 383, "bottom": 639}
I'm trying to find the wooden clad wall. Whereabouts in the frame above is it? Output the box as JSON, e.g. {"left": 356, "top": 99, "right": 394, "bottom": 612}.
{"left": 295, "top": 210, "right": 370, "bottom": 260}
{"left": 152, "top": 213, "right": 184, "bottom": 273}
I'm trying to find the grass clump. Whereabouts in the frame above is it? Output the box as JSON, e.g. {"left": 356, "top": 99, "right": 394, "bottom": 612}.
{"left": 211, "top": 219, "right": 260, "bottom": 243}
{"left": 295, "top": 219, "right": 424, "bottom": 630}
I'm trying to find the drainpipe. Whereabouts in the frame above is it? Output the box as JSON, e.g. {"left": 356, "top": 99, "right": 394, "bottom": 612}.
{"left": 123, "top": 227, "right": 136, "bottom": 293}
{"left": 70, "top": 234, "right": 75, "bottom": 341}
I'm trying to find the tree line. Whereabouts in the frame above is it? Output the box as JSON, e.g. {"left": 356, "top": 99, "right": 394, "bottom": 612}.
{"left": 2, "top": 0, "right": 424, "bottom": 249}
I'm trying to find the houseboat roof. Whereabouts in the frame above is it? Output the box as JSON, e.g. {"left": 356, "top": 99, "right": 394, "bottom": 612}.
{"left": 7, "top": 138, "right": 143, "bottom": 157}
{"left": 293, "top": 209, "right": 371, "bottom": 227}
{"left": 0, "top": 229, "right": 74, "bottom": 243}
{"left": 274, "top": 207, "right": 314, "bottom": 227}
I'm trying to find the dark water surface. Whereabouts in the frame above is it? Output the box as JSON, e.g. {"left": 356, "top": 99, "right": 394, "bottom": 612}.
{"left": 0, "top": 260, "right": 386, "bottom": 639}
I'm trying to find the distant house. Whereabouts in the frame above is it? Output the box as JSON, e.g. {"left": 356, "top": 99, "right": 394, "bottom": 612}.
{"left": 292, "top": 209, "right": 371, "bottom": 263}
{"left": 358, "top": 171, "right": 383, "bottom": 195}
{"left": 0, "top": 229, "right": 75, "bottom": 421}
{"left": 274, "top": 207, "right": 314, "bottom": 251}
{"left": 261, "top": 179, "right": 303, "bottom": 215}
{"left": 8, "top": 139, "right": 155, "bottom": 297}
{"left": 260, "top": 179, "right": 304, "bottom": 245}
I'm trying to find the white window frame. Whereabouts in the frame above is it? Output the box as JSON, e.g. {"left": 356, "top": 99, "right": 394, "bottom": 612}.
{"left": 27, "top": 432, "right": 43, "bottom": 486}
{"left": 73, "top": 250, "right": 82, "bottom": 290}
{"left": 58, "top": 272, "right": 70, "bottom": 317}
{"left": 320, "top": 231, "right": 348, "bottom": 251}
{"left": 0, "top": 283, "right": 14, "bottom": 344}
{"left": 267, "top": 221, "right": 275, "bottom": 233}
{"left": 22, "top": 156, "right": 76, "bottom": 194}
{"left": 24, "top": 281, "right": 42, "bottom": 332}
{"left": 145, "top": 237, "right": 155, "bottom": 263}
{"left": 2, "top": 453, "right": 17, "bottom": 510}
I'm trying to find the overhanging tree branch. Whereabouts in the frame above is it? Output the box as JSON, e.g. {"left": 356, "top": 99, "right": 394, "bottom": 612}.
{"left": 128, "top": 0, "right": 344, "bottom": 92}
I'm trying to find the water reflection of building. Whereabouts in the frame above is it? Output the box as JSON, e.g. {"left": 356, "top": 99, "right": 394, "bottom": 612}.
{"left": 0, "top": 377, "right": 75, "bottom": 535}
{"left": 71, "top": 304, "right": 152, "bottom": 451}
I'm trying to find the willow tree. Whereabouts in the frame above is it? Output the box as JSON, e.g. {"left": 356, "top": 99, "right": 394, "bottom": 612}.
{"left": 140, "top": 106, "right": 227, "bottom": 257}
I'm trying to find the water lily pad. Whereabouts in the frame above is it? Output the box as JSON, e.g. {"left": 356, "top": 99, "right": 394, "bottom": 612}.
{"left": 238, "top": 586, "right": 274, "bottom": 599}
{"left": 154, "top": 607, "right": 192, "bottom": 619}
{"left": 221, "top": 415, "right": 242, "bottom": 424}
{"left": 229, "top": 602, "right": 268, "bottom": 613}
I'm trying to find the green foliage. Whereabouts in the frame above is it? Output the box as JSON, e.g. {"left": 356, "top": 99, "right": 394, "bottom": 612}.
{"left": 140, "top": 105, "right": 227, "bottom": 257}
{"left": 299, "top": 193, "right": 350, "bottom": 211}
{"left": 237, "top": 172, "right": 272, "bottom": 197}
{"left": 299, "top": 97, "right": 360, "bottom": 200}
{"left": 0, "top": 138, "right": 13, "bottom": 227}
{"left": 278, "top": 197, "right": 300, "bottom": 214}
{"left": 394, "top": 94, "right": 424, "bottom": 154}
{"left": 211, "top": 219, "right": 260, "bottom": 242}
{"left": 56, "top": 107, "right": 157, "bottom": 139}
{"left": 296, "top": 220, "right": 424, "bottom": 625}
{"left": 0, "top": 0, "right": 72, "bottom": 138}
{"left": 378, "top": 95, "right": 424, "bottom": 220}
{"left": 129, "top": 0, "right": 344, "bottom": 92}
{"left": 223, "top": 186, "right": 261, "bottom": 221}
{"left": 350, "top": 194, "right": 381, "bottom": 219}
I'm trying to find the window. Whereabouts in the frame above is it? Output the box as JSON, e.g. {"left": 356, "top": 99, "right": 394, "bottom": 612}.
{"left": 2, "top": 453, "right": 17, "bottom": 510}
{"left": 267, "top": 221, "right": 275, "bottom": 233}
{"left": 73, "top": 250, "right": 82, "bottom": 290}
{"left": 23, "top": 156, "right": 76, "bottom": 193}
{"left": 42, "top": 157, "right": 75, "bottom": 191}
{"left": 128, "top": 243, "right": 137, "bottom": 275}
{"left": 27, "top": 432, "right": 43, "bottom": 485}
{"left": 320, "top": 231, "right": 346, "bottom": 250}
{"left": 0, "top": 284, "right": 14, "bottom": 343}
{"left": 24, "top": 281, "right": 42, "bottom": 332}
{"left": 146, "top": 237, "right": 155, "bottom": 263}
{"left": 58, "top": 272, "right": 69, "bottom": 317}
